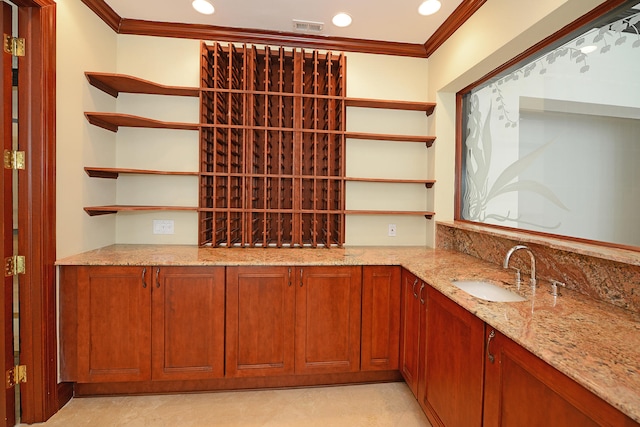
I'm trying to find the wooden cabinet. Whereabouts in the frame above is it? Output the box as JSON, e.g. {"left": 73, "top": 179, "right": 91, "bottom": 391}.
{"left": 361, "top": 266, "right": 401, "bottom": 371}
{"left": 70, "top": 265, "right": 225, "bottom": 383}
{"left": 151, "top": 266, "right": 225, "bottom": 381}
{"left": 225, "top": 266, "right": 296, "bottom": 377}
{"left": 399, "top": 268, "right": 424, "bottom": 396}
{"left": 484, "top": 328, "right": 638, "bottom": 427}
{"left": 76, "top": 266, "right": 151, "bottom": 383}
{"left": 419, "top": 286, "right": 485, "bottom": 427}
{"left": 226, "top": 265, "right": 361, "bottom": 377}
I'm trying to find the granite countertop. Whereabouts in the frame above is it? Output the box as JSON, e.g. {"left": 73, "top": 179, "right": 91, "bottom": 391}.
{"left": 56, "top": 244, "right": 640, "bottom": 422}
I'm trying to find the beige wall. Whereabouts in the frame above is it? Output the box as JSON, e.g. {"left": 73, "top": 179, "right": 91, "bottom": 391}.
{"left": 56, "top": 0, "right": 608, "bottom": 257}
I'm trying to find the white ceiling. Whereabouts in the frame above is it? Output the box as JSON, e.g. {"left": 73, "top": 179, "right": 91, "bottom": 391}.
{"left": 103, "top": 0, "right": 464, "bottom": 44}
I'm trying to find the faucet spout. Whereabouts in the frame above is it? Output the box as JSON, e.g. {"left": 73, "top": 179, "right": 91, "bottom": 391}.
{"left": 504, "top": 245, "right": 537, "bottom": 288}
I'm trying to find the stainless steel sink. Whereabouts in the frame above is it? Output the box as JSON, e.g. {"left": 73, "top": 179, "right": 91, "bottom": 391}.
{"left": 452, "top": 280, "right": 526, "bottom": 302}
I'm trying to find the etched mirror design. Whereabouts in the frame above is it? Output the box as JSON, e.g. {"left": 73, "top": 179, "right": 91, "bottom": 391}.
{"left": 460, "top": 1, "right": 640, "bottom": 247}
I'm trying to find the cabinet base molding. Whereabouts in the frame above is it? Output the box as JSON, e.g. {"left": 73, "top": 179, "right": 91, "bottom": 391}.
{"left": 72, "top": 371, "right": 403, "bottom": 396}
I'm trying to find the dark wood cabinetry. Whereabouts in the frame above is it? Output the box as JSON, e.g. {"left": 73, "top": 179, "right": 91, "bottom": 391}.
{"left": 62, "top": 265, "right": 225, "bottom": 383}
{"left": 419, "top": 286, "right": 484, "bottom": 427}
{"left": 226, "top": 265, "right": 361, "bottom": 377}
{"left": 361, "top": 266, "right": 401, "bottom": 371}
{"left": 484, "top": 328, "right": 638, "bottom": 427}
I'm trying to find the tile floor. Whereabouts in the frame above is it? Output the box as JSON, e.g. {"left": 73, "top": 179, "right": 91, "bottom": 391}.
{"left": 21, "top": 382, "right": 431, "bottom": 426}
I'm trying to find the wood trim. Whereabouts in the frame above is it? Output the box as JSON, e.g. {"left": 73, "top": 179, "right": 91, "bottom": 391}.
{"left": 74, "top": 371, "right": 403, "bottom": 396}
{"left": 84, "top": 167, "right": 198, "bottom": 179}
{"left": 79, "top": 0, "right": 491, "bottom": 58}
{"left": 84, "top": 205, "right": 198, "bottom": 216}
{"left": 85, "top": 112, "right": 200, "bottom": 132}
{"left": 14, "top": 0, "right": 58, "bottom": 423}
{"left": 424, "top": 0, "right": 488, "bottom": 57}
{"left": 345, "top": 98, "right": 436, "bottom": 115}
{"left": 85, "top": 72, "right": 199, "bottom": 98}
{"left": 79, "top": 0, "right": 121, "bottom": 32}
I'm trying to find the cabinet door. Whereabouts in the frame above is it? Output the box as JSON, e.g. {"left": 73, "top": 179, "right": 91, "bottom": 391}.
{"left": 225, "top": 266, "right": 295, "bottom": 377}
{"left": 361, "top": 266, "right": 400, "bottom": 371}
{"left": 295, "top": 266, "right": 362, "bottom": 374}
{"left": 76, "top": 266, "right": 151, "bottom": 383}
{"left": 419, "top": 286, "right": 484, "bottom": 427}
{"left": 399, "top": 269, "right": 422, "bottom": 396}
{"left": 484, "top": 329, "right": 637, "bottom": 427}
{"left": 151, "top": 266, "right": 225, "bottom": 380}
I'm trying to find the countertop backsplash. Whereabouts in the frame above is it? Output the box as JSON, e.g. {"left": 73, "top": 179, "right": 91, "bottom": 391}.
{"left": 436, "top": 221, "right": 640, "bottom": 314}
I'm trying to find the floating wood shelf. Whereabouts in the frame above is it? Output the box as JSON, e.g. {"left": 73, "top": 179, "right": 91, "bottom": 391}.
{"left": 346, "top": 210, "right": 435, "bottom": 219}
{"left": 86, "top": 72, "right": 199, "bottom": 98}
{"left": 345, "top": 131, "right": 436, "bottom": 147}
{"left": 345, "top": 177, "right": 435, "bottom": 188}
{"left": 84, "top": 205, "right": 198, "bottom": 217}
{"left": 345, "top": 98, "right": 436, "bottom": 116}
{"left": 84, "top": 167, "right": 198, "bottom": 179}
{"left": 85, "top": 112, "right": 200, "bottom": 133}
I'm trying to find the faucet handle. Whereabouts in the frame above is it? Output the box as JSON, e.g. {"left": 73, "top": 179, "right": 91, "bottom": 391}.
{"left": 550, "top": 280, "right": 566, "bottom": 297}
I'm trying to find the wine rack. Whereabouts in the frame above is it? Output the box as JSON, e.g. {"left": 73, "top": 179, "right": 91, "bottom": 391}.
{"left": 199, "top": 43, "right": 346, "bottom": 248}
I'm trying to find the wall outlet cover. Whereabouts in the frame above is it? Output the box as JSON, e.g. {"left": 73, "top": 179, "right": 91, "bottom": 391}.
{"left": 153, "top": 219, "right": 175, "bottom": 235}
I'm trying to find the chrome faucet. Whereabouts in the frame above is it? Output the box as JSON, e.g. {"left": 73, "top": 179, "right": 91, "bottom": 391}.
{"left": 503, "top": 245, "right": 537, "bottom": 288}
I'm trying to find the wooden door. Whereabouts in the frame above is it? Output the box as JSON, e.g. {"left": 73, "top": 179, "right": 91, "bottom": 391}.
{"left": 151, "top": 266, "right": 225, "bottom": 380}
{"left": 399, "top": 269, "right": 422, "bottom": 396}
{"left": 76, "top": 266, "right": 151, "bottom": 383}
{"left": 1, "top": 2, "right": 15, "bottom": 424}
{"left": 419, "top": 286, "right": 484, "bottom": 427}
{"left": 295, "top": 266, "right": 361, "bottom": 374}
{"left": 225, "top": 266, "right": 295, "bottom": 377}
{"left": 483, "top": 328, "right": 637, "bottom": 427}
{"left": 361, "top": 266, "right": 400, "bottom": 371}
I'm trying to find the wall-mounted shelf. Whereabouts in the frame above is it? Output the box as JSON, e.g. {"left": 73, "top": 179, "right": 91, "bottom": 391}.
{"left": 345, "top": 98, "right": 436, "bottom": 116}
{"left": 84, "top": 205, "right": 198, "bottom": 217}
{"left": 85, "top": 112, "right": 199, "bottom": 133}
{"left": 84, "top": 167, "right": 198, "bottom": 179}
{"left": 85, "top": 72, "right": 199, "bottom": 98}
{"left": 346, "top": 210, "right": 435, "bottom": 219}
{"left": 345, "top": 177, "right": 436, "bottom": 188}
{"left": 345, "top": 131, "right": 436, "bottom": 147}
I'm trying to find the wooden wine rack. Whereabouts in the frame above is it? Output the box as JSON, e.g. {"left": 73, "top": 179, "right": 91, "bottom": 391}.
{"left": 199, "top": 43, "right": 345, "bottom": 248}
{"left": 83, "top": 43, "right": 437, "bottom": 246}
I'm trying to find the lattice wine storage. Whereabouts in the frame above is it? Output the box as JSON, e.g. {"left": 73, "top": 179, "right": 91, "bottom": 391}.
{"left": 199, "top": 43, "right": 345, "bottom": 247}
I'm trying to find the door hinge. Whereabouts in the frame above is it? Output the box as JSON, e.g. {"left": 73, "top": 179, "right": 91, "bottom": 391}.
{"left": 3, "top": 150, "right": 25, "bottom": 170}
{"left": 3, "top": 35, "right": 25, "bottom": 57}
{"left": 4, "top": 256, "right": 25, "bottom": 277}
{"left": 6, "top": 365, "right": 26, "bottom": 388}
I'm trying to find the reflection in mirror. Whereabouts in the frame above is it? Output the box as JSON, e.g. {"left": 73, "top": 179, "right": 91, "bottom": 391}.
{"left": 460, "top": 0, "right": 640, "bottom": 248}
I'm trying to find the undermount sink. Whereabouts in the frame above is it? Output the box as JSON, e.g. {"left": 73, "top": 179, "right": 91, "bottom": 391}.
{"left": 452, "top": 280, "right": 526, "bottom": 302}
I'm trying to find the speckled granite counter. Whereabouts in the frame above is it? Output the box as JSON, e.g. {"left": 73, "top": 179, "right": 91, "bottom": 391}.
{"left": 56, "top": 244, "right": 640, "bottom": 422}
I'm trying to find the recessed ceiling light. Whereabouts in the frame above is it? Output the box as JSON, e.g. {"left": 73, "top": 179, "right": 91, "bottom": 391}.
{"left": 192, "top": 0, "right": 214, "bottom": 15}
{"left": 332, "top": 13, "right": 352, "bottom": 28}
{"left": 418, "top": 0, "right": 441, "bottom": 16}
{"left": 580, "top": 45, "right": 598, "bottom": 54}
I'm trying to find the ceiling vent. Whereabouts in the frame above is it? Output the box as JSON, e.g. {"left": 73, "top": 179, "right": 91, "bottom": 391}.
{"left": 292, "top": 19, "right": 324, "bottom": 33}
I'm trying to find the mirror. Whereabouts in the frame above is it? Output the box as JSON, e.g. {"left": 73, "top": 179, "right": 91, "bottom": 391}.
{"left": 459, "top": 0, "right": 640, "bottom": 249}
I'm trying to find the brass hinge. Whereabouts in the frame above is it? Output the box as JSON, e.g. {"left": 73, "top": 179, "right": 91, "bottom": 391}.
{"left": 4, "top": 256, "right": 25, "bottom": 277}
{"left": 6, "top": 365, "right": 26, "bottom": 388}
{"left": 3, "top": 35, "right": 25, "bottom": 57}
{"left": 3, "top": 150, "right": 25, "bottom": 170}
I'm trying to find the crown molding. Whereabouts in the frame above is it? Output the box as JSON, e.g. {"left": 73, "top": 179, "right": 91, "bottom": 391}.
{"left": 80, "top": 0, "right": 484, "bottom": 58}
{"left": 423, "top": 0, "right": 487, "bottom": 57}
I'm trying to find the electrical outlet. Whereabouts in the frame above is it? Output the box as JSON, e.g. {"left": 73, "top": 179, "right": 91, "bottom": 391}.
{"left": 153, "top": 220, "right": 175, "bottom": 235}
{"left": 388, "top": 223, "right": 397, "bottom": 237}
